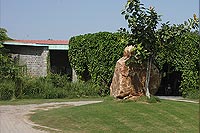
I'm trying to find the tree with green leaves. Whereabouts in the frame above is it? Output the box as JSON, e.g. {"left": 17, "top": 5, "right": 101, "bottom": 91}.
{"left": 120, "top": 0, "right": 161, "bottom": 98}
{"left": 154, "top": 14, "right": 199, "bottom": 98}
{"left": 121, "top": 0, "right": 199, "bottom": 98}
{"left": 0, "top": 28, "right": 17, "bottom": 80}
{"left": 0, "top": 28, "right": 12, "bottom": 43}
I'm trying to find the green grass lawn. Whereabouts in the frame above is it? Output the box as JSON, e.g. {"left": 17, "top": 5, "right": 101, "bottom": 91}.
{"left": 30, "top": 98, "right": 199, "bottom": 133}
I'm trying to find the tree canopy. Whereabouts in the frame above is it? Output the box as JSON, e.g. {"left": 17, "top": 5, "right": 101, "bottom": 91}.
{"left": 121, "top": 0, "right": 199, "bottom": 98}
{"left": 0, "top": 28, "right": 18, "bottom": 80}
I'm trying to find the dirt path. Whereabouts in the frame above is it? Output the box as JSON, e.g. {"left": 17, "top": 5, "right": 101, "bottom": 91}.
{"left": 0, "top": 101, "right": 102, "bottom": 133}
{"left": 157, "top": 96, "right": 199, "bottom": 104}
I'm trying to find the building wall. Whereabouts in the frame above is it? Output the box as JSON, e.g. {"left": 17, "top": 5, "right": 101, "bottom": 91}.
{"left": 6, "top": 45, "right": 49, "bottom": 77}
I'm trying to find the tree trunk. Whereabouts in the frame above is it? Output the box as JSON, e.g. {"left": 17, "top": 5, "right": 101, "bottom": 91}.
{"left": 145, "top": 57, "right": 152, "bottom": 98}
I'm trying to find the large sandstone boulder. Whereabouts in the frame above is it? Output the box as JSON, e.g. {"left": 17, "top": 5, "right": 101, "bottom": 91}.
{"left": 110, "top": 45, "right": 161, "bottom": 99}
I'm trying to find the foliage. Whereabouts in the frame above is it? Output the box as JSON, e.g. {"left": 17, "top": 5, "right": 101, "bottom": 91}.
{"left": 125, "top": 43, "right": 149, "bottom": 66}
{"left": 0, "top": 80, "right": 15, "bottom": 100}
{"left": 14, "top": 77, "right": 24, "bottom": 98}
{"left": 146, "top": 95, "right": 161, "bottom": 103}
{"left": 121, "top": 0, "right": 199, "bottom": 97}
{"left": 121, "top": 0, "right": 161, "bottom": 57}
{"left": 120, "top": 0, "right": 161, "bottom": 98}
{"left": 0, "top": 54, "right": 19, "bottom": 80}
{"left": 154, "top": 15, "right": 199, "bottom": 98}
{"left": 0, "top": 28, "right": 12, "bottom": 58}
{"left": 69, "top": 32, "right": 127, "bottom": 94}
{"left": 46, "top": 74, "right": 70, "bottom": 88}
{"left": 0, "top": 28, "right": 12, "bottom": 43}
{"left": 186, "top": 89, "right": 199, "bottom": 99}
{"left": 22, "top": 77, "right": 49, "bottom": 98}
{"left": 156, "top": 31, "right": 199, "bottom": 97}
{"left": 155, "top": 18, "right": 199, "bottom": 67}
{"left": 0, "top": 28, "right": 20, "bottom": 80}
{"left": 0, "top": 74, "right": 100, "bottom": 100}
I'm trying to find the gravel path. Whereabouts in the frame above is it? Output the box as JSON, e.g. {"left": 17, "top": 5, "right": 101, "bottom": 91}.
{"left": 157, "top": 96, "right": 199, "bottom": 103}
{"left": 0, "top": 101, "right": 102, "bottom": 133}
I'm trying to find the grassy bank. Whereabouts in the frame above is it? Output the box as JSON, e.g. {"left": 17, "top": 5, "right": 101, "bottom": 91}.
{"left": 31, "top": 99, "right": 199, "bottom": 133}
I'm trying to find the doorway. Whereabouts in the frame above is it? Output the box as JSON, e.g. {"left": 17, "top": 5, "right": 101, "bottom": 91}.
{"left": 156, "top": 63, "right": 182, "bottom": 96}
{"left": 49, "top": 50, "right": 72, "bottom": 80}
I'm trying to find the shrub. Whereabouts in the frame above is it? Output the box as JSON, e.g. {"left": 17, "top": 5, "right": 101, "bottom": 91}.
{"left": 20, "top": 75, "right": 100, "bottom": 99}
{"left": 0, "top": 74, "right": 102, "bottom": 100}
{"left": 147, "top": 95, "right": 161, "bottom": 103}
{"left": 156, "top": 32, "right": 199, "bottom": 97}
{"left": 70, "top": 81, "right": 100, "bottom": 98}
{"left": 0, "top": 80, "right": 15, "bottom": 100}
{"left": 69, "top": 32, "right": 127, "bottom": 94}
{"left": 14, "top": 77, "right": 24, "bottom": 98}
{"left": 46, "top": 74, "right": 70, "bottom": 88}
{"left": 22, "top": 77, "right": 48, "bottom": 98}
{"left": 185, "top": 89, "right": 200, "bottom": 99}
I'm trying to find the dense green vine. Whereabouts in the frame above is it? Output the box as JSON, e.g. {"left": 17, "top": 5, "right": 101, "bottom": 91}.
{"left": 68, "top": 32, "right": 127, "bottom": 95}
{"left": 156, "top": 32, "right": 199, "bottom": 98}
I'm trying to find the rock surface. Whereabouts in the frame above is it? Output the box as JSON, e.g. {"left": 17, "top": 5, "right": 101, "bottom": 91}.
{"left": 110, "top": 45, "right": 160, "bottom": 99}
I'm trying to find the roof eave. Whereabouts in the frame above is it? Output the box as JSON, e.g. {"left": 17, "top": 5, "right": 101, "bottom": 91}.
{"left": 3, "top": 41, "right": 69, "bottom": 50}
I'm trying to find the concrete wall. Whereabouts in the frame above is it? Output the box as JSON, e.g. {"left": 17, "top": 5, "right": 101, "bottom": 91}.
{"left": 6, "top": 45, "right": 48, "bottom": 77}
{"left": 72, "top": 69, "right": 78, "bottom": 82}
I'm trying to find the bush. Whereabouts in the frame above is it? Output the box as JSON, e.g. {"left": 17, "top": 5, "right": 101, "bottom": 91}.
{"left": 147, "top": 95, "right": 161, "bottom": 103}
{"left": 70, "top": 81, "right": 100, "bottom": 98}
{"left": 0, "top": 74, "right": 101, "bottom": 100}
{"left": 0, "top": 80, "right": 15, "bottom": 100}
{"left": 14, "top": 77, "right": 24, "bottom": 98}
{"left": 22, "top": 77, "right": 46, "bottom": 98}
{"left": 156, "top": 31, "right": 199, "bottom": 98}
{"left": 69, "top": 32, "right": 127, "bottom": 94}
{"left": 185, "top": 89, "right": 200, "bottom": 99}
{"left": 46, "top": 74, "right": 70, "bottom": 88}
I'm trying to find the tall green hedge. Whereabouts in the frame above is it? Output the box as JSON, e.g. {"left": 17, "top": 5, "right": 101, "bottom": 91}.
{"left": 156, "top": 32, "right": 199, "bottom": 98}
{"left": 68, "top": 30, "right": 199, "bottom": 98}
{"left": 68, "top": 32, "right": 127, "bottom": 95}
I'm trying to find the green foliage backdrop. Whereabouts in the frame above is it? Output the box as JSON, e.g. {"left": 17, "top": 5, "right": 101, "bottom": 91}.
{"left": 69, "top": 32, "right": 127, "bottom": 95}
{"left": 154, "top": 17, "right": 199, "bottom": 98}
{"left": 156, "top": 32, "right": 199, "bottom": 98}
{"left": 69, "top": 0, "right": 199, "bottom": 98}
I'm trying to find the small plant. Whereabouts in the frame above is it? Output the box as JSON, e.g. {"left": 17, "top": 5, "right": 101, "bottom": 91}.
{"left": 117, "top": 95, "right": 161, "bottom": 103}
{"left": 69, "top": 81, "right": 100, "bottom": 98}
{"left": 46, "top": 74, "right": 70, "bottom": 88}
{"left": 146, "top": 95, "right": 161, "bottom": 103}
{"left": 14, "top": 77, "right": 24, "bottom": 98}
